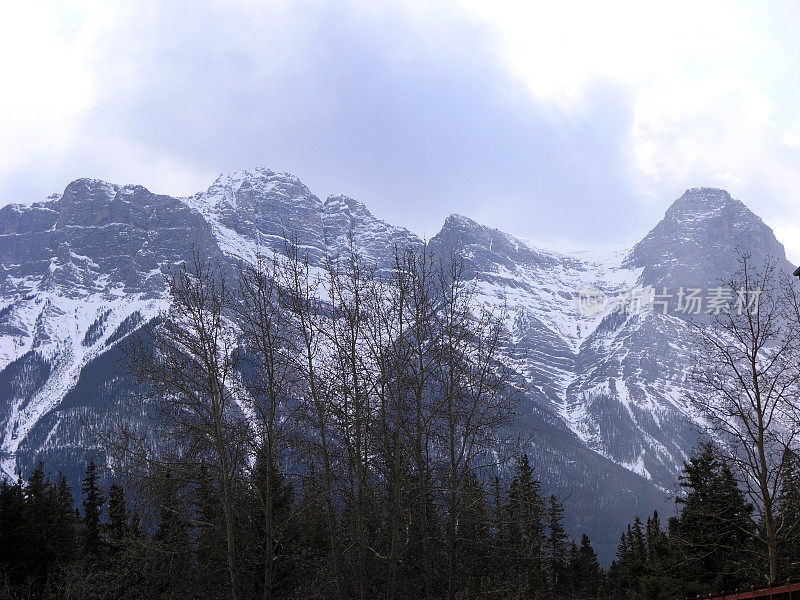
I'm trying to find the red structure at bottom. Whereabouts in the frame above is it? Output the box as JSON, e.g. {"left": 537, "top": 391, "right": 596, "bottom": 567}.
{"left": 681, "top": 580, "right": 800, "bottom": 600}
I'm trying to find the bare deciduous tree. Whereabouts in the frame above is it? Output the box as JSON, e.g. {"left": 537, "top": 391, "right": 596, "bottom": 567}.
{"left": 432, "top": 255, "right": 517, "bottom": 600}
{"left": 234, "top": 252, "right": 302, "bottom": 600}
{"left": 115, "top": 239, "right": 520, "bottom": 600}
{"left": 279, "top": 241, "right": 346, "bottom": 600}
{"left": 692, "top": 253, "right": 800, "bottom": 582}
{"left": 125, "top": 251, "right": 248, "bottom": 600}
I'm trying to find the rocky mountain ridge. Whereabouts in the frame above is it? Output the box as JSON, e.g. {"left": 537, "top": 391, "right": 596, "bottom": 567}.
{"left": 0, "top": 170, "right": 791, "bottom": 559}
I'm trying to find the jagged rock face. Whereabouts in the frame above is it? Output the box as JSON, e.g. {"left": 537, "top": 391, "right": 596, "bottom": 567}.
{"left": 186, "top": 168, "right": 329, "bottom": 262}
{"left": 0, "top": 178, "right": 219, "bottom": 299}
{"left": 185, "top": 168, "right": 421, "bottom": 267}
{"left": 322, "top": 194, "right": 422, "bottom": 268}
{"left": 626, "top": 187, "right": 792, "bottom": 290}
{"left": 427, "top": 189, "right": 793, "bottom": 492}
{"left": 428, "top": 213, "right": 699, "bottom": 485}
{"left": 0, "top": 174, "right": 791, "bottom": 561}
{"left": 0, "top": 179, "right": 222, "bottom": 483}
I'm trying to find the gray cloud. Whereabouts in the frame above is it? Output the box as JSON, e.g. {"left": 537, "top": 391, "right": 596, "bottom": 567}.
{"left": 1, "top": 0, "right": 797, "bottom": 258}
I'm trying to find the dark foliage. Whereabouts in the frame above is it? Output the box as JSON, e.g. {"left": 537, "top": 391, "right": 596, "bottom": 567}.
{"left": 607, "top": 444, "right": 800, "bottom": 600}
{"left": 0, "top": 455, "right": 607, "bottom": 600}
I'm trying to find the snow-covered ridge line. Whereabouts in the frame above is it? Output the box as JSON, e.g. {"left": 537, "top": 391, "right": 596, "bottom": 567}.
{"left": 0, "top": 171, "right": 791, "bottom": 504}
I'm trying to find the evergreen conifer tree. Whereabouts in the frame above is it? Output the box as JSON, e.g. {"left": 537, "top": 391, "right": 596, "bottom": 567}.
{"left": 675, "top": 444, "right": 755, "bottom": 592}
{"left": 107, "top": 483, "right": 128, "bottom": 549}
{"left": 547, "top": 494, "right": 569, "bottom": 596}
{"left": 505, "top": 454, "right": 547, "bottom": 597}
{"left": 81, "top": 459, "right": 105, "bottom": 560}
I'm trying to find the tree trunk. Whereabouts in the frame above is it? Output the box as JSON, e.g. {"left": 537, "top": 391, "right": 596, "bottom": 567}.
{"left": 263, "top": 460, "right": 274, "bottom": 600}
{"left": 221, "top": 486, "right": 243, "bottom": 600}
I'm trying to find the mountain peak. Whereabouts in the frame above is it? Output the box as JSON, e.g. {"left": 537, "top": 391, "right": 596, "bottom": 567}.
{"left": 626, "top": 187, "right": 789, "bottom": 288}
{"left": 324, "top": 194, "right": 369, "bottom": 216}
{"left": 204, "top": 167, "right": 314, "bottom": 206}
{"left": 194, "top": 167, "right": 321, "bottom": 217}
{"left": 62, "top": 177, "right": 119, "bottom": 202}
{"left": 441, "top": 213, "right": 483, "bottom": 231}
{"left": 321, "top": 194, "right": 422, "bottom": 263}
{"left": 211, "top": 166, "right": 303, "bottom": 188}
{"left": 663, "top": 187, "right": 739, "bottom": 223}
{"left": 682, "top": 186, "right": 730, "bottom": 196}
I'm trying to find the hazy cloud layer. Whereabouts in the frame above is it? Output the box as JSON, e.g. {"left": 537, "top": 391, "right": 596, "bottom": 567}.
{"left": 1, "top": 1, "right": 799, "bottom": 259}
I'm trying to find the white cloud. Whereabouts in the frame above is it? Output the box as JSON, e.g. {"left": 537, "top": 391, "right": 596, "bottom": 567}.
{"left": 458, "top": 0, "right": 800, "bottom": 261}
{"left": 0, "top": 2, "right": 94, "bottom": 171}
{"left": 1, "top": 0, "right": 799, "bottom": 262}
{"left": 458, "top": 1, "right": 752, "bottom": 107}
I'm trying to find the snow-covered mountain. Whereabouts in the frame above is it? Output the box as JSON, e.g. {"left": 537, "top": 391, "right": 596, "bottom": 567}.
{"left": 0, "top": 169, "right": 792, "bottom": 559}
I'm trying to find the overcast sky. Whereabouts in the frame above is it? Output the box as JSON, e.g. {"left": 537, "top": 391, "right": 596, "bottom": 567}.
{"left": 1, "top": 1, "right": 799, "bottom": 261}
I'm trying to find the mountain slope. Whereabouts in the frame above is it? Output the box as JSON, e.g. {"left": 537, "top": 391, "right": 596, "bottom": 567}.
{"left": 0, "top": 174, "right": 791, "bottom": 560}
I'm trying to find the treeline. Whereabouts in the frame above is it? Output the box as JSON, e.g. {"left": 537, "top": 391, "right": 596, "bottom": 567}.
{"left": 0, "top": 454, "right": 604, "bottom": 600}
{"left": 6, "top": 445, "right": 800, "bottom": 600}
{"left": 7, "top": 247, "right": 799, "bottom": 600}
{"left": 607, "top": 444, "right": 800, "bottom": 600}
{"left": 45, "top": 243, "right": 603, "bottom": 600}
